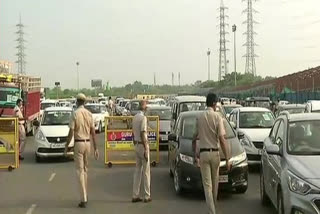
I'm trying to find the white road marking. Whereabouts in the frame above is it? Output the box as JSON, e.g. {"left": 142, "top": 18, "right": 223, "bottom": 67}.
{"left": 26, "top": 204, "right": 37, "bottom": 214}
{"left": 48, "top": 173, "right": 56, "bottom": 182}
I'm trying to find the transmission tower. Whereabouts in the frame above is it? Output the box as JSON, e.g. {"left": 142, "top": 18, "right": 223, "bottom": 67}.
{"left": 243, "top": 0, "right": 258, "bottom": 76}
{"left": 218, "top": 0, "right": 229, "bottom": 81}
{"left": 16, "top": 15, "right": 26, "bottom": 74}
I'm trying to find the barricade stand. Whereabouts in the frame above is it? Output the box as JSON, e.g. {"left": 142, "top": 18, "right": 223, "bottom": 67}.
{"left": 0, "top": 118, "right": 19, "bottom": 171}
{"left": 105, "top": 116, "right": 160, "bottom": 168}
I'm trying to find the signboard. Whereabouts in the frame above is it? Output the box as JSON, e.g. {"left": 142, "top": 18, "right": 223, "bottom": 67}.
{"left": 91, "top": 79, "right": 102, "bottom": 88}
{"left": 106, "top": 131, "right": 157, "bottom": 150}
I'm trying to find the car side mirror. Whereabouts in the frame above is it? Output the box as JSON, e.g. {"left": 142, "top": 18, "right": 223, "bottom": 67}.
{"left": 266, "top": 144, "right": 282, "bottom": 156}
{"left": 237, "top": 131, "right": 245, "bottom": 139}
{"left": 168, "top": 133, "right": 178, "bottom": 142}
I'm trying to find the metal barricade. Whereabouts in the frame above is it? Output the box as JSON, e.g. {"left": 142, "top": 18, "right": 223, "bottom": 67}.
{"left": 0, "top": 118, "right": 19, "bottom": 171}
{"left": 105, "top": 116, "right": 160, "bottom": 168}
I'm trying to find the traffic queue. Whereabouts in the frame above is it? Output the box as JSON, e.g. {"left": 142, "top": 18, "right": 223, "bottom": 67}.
{"left": 9, "top": 92, "right": 320, "bottom": 214}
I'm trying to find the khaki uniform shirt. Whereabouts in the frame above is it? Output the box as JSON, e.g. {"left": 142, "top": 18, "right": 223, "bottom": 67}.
{"left": 14, "top": 106, "right": 24, "bottom": 125}
{"left": 132, "top": 111, "right": 147, "bottom": 142}
{"left": 69, "top": 106, "right": 94, "bottom": 140}
{"left": 196, "top": 107, "right": 226, "bottom": 149}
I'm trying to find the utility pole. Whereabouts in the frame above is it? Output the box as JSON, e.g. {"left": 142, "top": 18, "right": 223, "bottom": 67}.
{"left": 207, "top": 48, "right": 211, "bottom": 81}
{"left": 16, "top": 14, "right": 26, "bottom": 74}
{"left": 232, "top": 24, "right": 237, "bottom": 87}
{"left": 178, "top": 72, "right": 181, "bottom": 86}
{"left": 218, "top": 0, "right": 229, "bottom": 81}
{"left": 76, "top": 62, "right": 80, "bottom": 91}
{"left": 154, "top": 72, "right": 156, "bottom": 86}
{"left": 243, "top": 0, "right": 258, "bottom": 75}
{"left": 172, "top": 72, "right": 174, "bottom": 86}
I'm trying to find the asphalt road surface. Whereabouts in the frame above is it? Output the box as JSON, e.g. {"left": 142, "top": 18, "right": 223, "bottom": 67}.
{"left": 0, "top": 133, "right": 277, "bottom": 214}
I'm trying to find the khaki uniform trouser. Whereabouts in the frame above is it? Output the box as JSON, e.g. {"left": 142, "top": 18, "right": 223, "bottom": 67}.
{"left": 200, "top": 151, "right": 220, "bottom": 214}
{"left": 19, "top": 124, "right": 26, "bottom": 155}
{"left": 132, "top": 144, "right": 151, "bottom": 199}
{"left": 74, "top": 141, "right": 91, "bottom": 202}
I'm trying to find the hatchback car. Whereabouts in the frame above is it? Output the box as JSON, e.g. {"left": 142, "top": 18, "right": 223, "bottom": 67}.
{"left": 229, "top": 107, "right": 275, "bottom": 164}
{"left": 34, "top": 107, "right": 74, "bottom": 162}
{"left": 85, "top": 103, "right": 109, "bottom": 133}
{"left": 260, "top": 112, "right": 320, "bottom": 214}
{"left": 168, "top": 111, "right": 248, "bottom": 195}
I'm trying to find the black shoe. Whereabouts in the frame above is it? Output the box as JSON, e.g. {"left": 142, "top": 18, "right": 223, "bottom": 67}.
{"left": 131, "top": 198, "right": 143, "bottom": 203}
{"left": 78, "top": 202, "right": 87, "bottom": 208}
{"left": 19, "top": 156, "right": 24, "bottom": 160}
{"left": 144, "top": 198, "right": 152, "bottom": 203}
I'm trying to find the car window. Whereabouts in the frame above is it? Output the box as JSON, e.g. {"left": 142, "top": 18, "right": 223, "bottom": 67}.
{"left": 181, "top": 117, "right": 197, "bottom": 139}
{"left": 274, "top": 120, "right": 285, "bottom": 146}
{"left": 239, "top": 111, "right": 274, "bottom": 128}
{"left": 270, "top": 120, "right": 281, "bottom": 141}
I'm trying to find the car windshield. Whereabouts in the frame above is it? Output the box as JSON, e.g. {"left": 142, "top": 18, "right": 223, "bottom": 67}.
{"left": 239, "top": 111, "right": 274, "bottom": 128}
{"left": 0, "top": 88, "right": 20, "bottom": 106}
{"left": 42, "top": 111, "right": 72, "bottom": 125}
{"left": 120, "top": 101, "right": 128, "bottom": 107}
{"left": 182, "top": 116, "right": 235, "bottom": 139}
{"left": 41, "top": 103, "right": 56, "bottom": 110}
{"left": 147, "top": 109, "right": 172, "bottom": 120}
{"left": 85, "top": 105, "right": 102, "bottom": 114}
{"left": 131, "top": 102, "right": 140, "bottom": 111}
{"left": 288, "top": 120, "right": 320, "bottom": 155}
{"left": 179, "top": 102, "right": 206, "bottom": 113}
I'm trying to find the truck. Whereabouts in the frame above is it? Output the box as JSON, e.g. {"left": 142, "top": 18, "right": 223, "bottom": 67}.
{"left": 0, "top": 73, "right": 41, "bottom": 135}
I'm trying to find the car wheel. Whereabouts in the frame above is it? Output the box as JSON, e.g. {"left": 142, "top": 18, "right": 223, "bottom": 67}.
{"left": 277, "top": 189, "right": 284, "bottom": 214}
{"left": 35, "top": 154, "right": 41, "bottom": 163}
{"left": 98, "top": 122, "right": 102, "bottom": 133}
{"left": 260, "top": 169, "right": 270, "bottom": 206}
{"left": 235, "top": 184, "right": 248, "bottom": 194}
{"left": 173, "top": 167, "right": 183, "bottom": 194}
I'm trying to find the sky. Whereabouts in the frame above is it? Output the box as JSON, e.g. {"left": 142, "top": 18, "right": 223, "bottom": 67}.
{"left": 1, "top": 0, "right": 320, "bottom": 88}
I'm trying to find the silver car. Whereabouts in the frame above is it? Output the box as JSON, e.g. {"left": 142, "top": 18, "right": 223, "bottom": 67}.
{"left": 260, "top": 112, "right": 320, "bottom": 214}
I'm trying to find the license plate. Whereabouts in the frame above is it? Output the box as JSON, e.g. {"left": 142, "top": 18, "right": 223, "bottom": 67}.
{"left": 219, "top": 175, "right": 228, "bottom": 183}
{"left": 161, "top": 135, "right": 168, "bottom": 141}
{"left": 51, "top": 143, "right": 65, "bottom": 149}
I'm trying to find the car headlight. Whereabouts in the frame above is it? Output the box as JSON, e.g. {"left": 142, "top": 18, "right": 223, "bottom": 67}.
{"left": 288, "top": 171, "right": 312, "bottom": 195}
{"left": 180, "top": 154, "right": 194, "bottom": 165}
{"left": 36, "top": 130, "right": 46, "bottom": 142}
{"left": 240, "top": 135, "right": 252, "bottom": 147}
{"left": 230, "top": 152, "right": 247, "bottom": 165}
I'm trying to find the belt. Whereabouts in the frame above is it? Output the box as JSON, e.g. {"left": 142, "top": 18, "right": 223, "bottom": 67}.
{"left": 200, "top": 148, "right": 219, "bottom": 153}
{"left": 75, "top": 139, "right": 90, "bottom": 142}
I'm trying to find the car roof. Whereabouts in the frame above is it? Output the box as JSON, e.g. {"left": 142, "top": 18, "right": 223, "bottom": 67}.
{"left": 285, "top": 113, "right": 320, "bottom": 122}
{"left": 44, "top": 107, "right": 72, "bottom": 111}
{"left": 85, "top": 103, "right": 104, "bottom": 106}
{"left": 223, "top": 104, "right": 242, "bottom": 107}
{"left": 147, "top": 106, "right": 171, "bottom": 110}
{"left": 307, "top": 100, "right": 320, "bottom": 110}
{"left": 278, "top": 104, "right": 305, "bottom": 109}
{"left": 174, "top": 96, "right": 206, "bottom": 103}
{"left": 41, "top": 100, "right": 58, "bottom": 104}
{"left": 238, "top": 107, "right": 271, "bottom": 112}
{"left": 245, "top": 97, "right": 270, "bottom": 101}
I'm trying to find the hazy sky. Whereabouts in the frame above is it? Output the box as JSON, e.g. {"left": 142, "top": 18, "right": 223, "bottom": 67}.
{"left": 1, "top": 0, "right": 320, "bottom": 88}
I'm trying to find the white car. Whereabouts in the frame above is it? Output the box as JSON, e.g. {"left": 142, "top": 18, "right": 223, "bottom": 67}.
{"left": 85, "top": 103, "right": 109, "bottom": 133}
{"left": 229, "top": 107, "right": 275, "bottom": 164}
{"left": 34, "top": 107, "right": 74, "bottom": 162}
{"left": 40, "top": 100, "right": 60, "bottom": 119}
{"left": 305, "top": 100, "right": 320, "bottom": 113}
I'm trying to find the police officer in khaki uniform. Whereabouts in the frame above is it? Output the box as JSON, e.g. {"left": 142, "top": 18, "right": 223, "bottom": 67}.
{"left": 192, "top": 93, "right": 231, "bottom": 214}
{"left": 131, "top": 100, "right": 152, "bottom": 203}
{"left": 14, "top": 98, "right": 26, "bottom": 160}
{"left": 64, "top": 93, "right": 99, "bottom": 208}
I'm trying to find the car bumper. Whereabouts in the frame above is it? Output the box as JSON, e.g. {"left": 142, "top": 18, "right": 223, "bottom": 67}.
{"left": 283, "top": 188, "right": 320, "bottom": 214}
{"left": 36, "top": 147, "right": 74, "bottom": 157}
{"left": 177, "top": 160, "right": 249, "bottom": 191}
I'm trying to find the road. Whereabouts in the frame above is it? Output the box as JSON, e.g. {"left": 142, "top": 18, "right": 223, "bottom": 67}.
{"left": 0, "top": 133, "right": 277, "bottom": 214}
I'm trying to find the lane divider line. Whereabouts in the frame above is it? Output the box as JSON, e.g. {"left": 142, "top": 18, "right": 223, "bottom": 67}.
{"left": 26, "top": 204, "right": 37, "bottom": 214}
{"left": 48, "top": 173, "right": 56, "bottom": 182}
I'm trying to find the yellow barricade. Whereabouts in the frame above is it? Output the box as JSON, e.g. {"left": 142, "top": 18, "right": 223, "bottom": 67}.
{"left": 105, "top": 116, "right": 160, "bottom": 167}
{"left": 0, "top": 118, "right": 19, "bottom": 171}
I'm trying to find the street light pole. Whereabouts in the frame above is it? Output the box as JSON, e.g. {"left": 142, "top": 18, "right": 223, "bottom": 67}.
{"left": 207, "top": 48, "right": 211, "bottom": 81}
{"left": 76, "top": 62, "right": 80, "bottom": 91}
{"left": 232, "top": 24, "right": 237, "bottom": 87}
